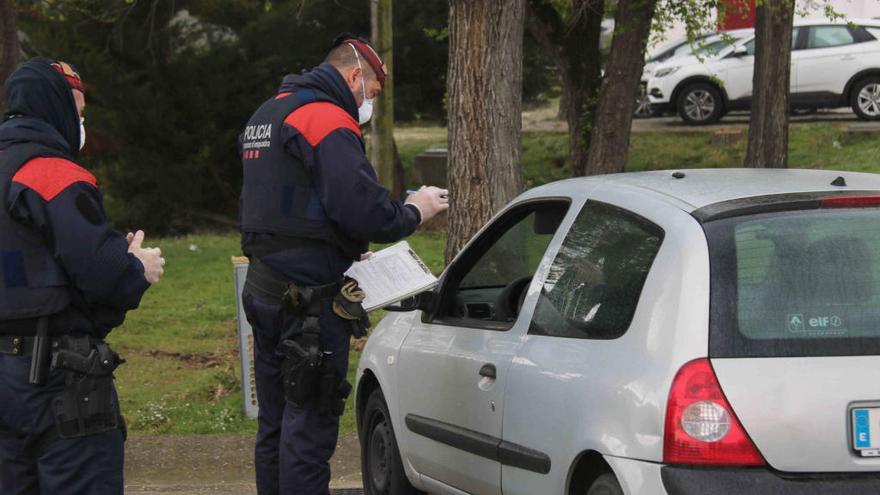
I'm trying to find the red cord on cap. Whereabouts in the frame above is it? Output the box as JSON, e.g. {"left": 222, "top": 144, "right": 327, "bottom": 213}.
{"left": 51, "top": 61, "right": 85, "bottom": 93}
{"left": 344, "top": 39, "right": 387, "bottom": 88}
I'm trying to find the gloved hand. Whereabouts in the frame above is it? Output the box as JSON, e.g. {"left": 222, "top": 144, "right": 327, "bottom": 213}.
{"left": 127, "top": 230, "right": 165, "bottom": 284}
{"left": 405, "top": 186, "right": 449, "bottom": 225}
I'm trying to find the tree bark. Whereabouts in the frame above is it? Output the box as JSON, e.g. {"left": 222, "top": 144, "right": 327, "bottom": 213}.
{"left": 446, "top": 0, "right": 526, "bottom": 263}
{"left": 745, "top": 1, "right": 794, "bottom": 168}
{"left": 585, "top": 0, "right": 657, "bottom": 175}
{"left": 392, "top": 138, "right": 406, "bottom": 201}
{"left": 527, "top": 0, "right": 604, "bottom": 177}
{"left": 370, "top": 0, "right": 396, "bottom": 188}
{"left": 0, "top": 0, "right": 19, "bottom": 114}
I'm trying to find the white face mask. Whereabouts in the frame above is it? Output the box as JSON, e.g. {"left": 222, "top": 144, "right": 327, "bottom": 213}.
{"left": 349, "top": 44, "right": 374, "bottom": 125}
{"left": 79, "top": 117, "right": 86, "bottom": 151}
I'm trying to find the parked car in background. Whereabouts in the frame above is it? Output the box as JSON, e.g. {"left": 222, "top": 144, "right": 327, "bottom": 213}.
{"left": 636, "top": 29, "right": 753, "bottom": 118}
{"left": 647, "top": 18, "right": 880, "bottom": 124}
{"left": 356, "top": 169, "right": 880, "bottom": 495}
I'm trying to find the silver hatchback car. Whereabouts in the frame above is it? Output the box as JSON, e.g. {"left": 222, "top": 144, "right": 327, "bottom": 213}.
{"left": 355, "top": 169, "right": 880, "bottom": 495}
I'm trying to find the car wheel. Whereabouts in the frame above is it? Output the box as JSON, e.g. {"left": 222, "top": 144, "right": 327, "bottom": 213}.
{"left": 633, "top": 86, "right": 654, "bottom": 118}
{"left": 851, "top": 77, "right": 880, "bottom": 121}
{"left": 362, "top": 389, "right": 423, "bottom": 495}
{"left": 677, "top": 83, "right": 724, "bottom": 125}
{"left": 586, "top": 473, "right": 624, "bottom": 495}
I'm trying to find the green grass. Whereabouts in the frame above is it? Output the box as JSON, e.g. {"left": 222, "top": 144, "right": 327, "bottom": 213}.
{"left": 397, "top": 122, "right": 880, "bottom": 179}
{"left": 113, "top": 119, "right": 880, "bottom": 435}
{"left": 110, "top": 231, "right": 447, "bottom": 435}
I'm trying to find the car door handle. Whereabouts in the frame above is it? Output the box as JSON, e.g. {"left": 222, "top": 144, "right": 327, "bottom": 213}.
{"left": 841, "top": 55, "right": 857, "bottom": 61}
{"left": 479, "top": 363, "right": 497, "bottom": 379}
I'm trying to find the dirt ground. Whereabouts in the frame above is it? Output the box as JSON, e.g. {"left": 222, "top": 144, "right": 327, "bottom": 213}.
{"left": 124, "top": 433, "right": 363, "bottom": 494}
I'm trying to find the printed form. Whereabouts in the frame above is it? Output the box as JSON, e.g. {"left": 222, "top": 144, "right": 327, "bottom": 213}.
{"left": 345, "top": 241, "right": 438, "bottom": 312}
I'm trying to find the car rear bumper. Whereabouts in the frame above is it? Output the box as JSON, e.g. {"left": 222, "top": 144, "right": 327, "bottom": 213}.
{"left": 661, "top": 466, "right": 880, "bottom": 494}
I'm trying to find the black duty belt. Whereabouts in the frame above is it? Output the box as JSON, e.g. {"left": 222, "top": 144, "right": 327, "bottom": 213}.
{"left": 0, "top": 335, "right": 61, "bottom": 357}
{"left": 244, "top": 257, "right": 340, "bottom": 305}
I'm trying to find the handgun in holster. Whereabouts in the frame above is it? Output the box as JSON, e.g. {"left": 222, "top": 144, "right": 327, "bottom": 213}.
{"left": 279, "top": 332, "right": 322, "bottom": 407}
{"left": 49, "top": 337, "right": 124, "bottom": 439}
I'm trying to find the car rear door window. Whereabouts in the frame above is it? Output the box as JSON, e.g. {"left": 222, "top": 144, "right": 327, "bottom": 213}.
{"left": 706, "top": 208, "right": 880, "bottom": 357}
{"left": 807, "top": 26, "right": 855, "bottom": 49}
{"left": 529, "top": 201, "right": 664, "bottom": 340}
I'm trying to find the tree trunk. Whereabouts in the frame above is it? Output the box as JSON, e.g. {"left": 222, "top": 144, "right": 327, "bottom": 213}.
{"left": 0, "top": 0, "right": 19, "bottom": 114}
{"left": 585, "top": 0, "right": 657, "bottom": 175}
{"left": 446, "top": 0, "right": 526, "bottom": 264}
{"left": 370, "top": 0, "right": 395, "bottom": 188}
{"left": 527, "top": 0, "right": 604, "bottom": 177}
{"left": 745, "top": 1, "right": 794, "bottom": 168}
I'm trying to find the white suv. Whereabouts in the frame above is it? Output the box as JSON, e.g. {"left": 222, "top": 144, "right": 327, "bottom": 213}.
{"left": 646, "top": 19, "right": 880, "bottom": 125}
{"left": 636, "top": 29, "right": 753, "bottom": 118}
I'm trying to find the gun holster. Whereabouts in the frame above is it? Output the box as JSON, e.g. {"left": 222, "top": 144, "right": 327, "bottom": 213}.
{"left": 280, "top": 332, "right": 322, "bottom": 408}
{"left": 49, "top": 337, "right": 124, "bottom": 439}
{"left": 279, "top": 331, "right": 352, "bottom": 416}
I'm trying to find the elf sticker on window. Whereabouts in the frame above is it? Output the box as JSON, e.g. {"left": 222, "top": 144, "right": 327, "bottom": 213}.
{"left": 788, "top": 313, "right": 847, "bottom": 335}
{"left": 788, "top": 314, "right": 805, "bottom": 333}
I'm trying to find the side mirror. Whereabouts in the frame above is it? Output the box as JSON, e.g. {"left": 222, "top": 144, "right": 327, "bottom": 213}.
{"left": 385, "top": 290, "right": 435, "bottom": 313}
{"left": 732, "top": 45, "right": 749, "bottom": 57}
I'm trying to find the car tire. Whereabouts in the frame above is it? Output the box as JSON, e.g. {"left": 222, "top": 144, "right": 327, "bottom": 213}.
{"left": 850, "top": 76, "right": 880, "bottom": 121}
{"left": 586, "top": 473, "right": 624, "bottom": 495}
{"left": 361, "top": 389, "right": 423, "bottom": 495}
{"left": 633, "top": 86, "right": 655, "bottom": 119}
{"left": 676, "top": 82, "right": 724, "bottom": 125}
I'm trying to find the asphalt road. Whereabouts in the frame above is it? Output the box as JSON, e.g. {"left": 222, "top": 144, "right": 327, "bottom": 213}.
{"left": 125, "top": 433, "right": 363, "bottom": 494}
{"left": 631, "top": 109, "right": 861, "bottom": 132}
{"left": 522, "top": 108, "right": 867, "bottom": 134}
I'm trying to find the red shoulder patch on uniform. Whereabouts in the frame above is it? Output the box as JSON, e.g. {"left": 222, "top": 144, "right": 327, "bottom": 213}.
{"left": 284, "top": 102, "right": 362, "bottom": 147}
{"left": 12, "top": 157, "right": 98, "bottom": 202}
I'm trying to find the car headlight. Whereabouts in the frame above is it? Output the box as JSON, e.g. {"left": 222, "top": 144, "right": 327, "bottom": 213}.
{"left": 654, "top": 66, "right": 680, "bottom": 78}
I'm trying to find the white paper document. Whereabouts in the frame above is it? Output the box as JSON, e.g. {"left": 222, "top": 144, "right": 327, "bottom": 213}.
{"left": 345, "top": 241, "right": 438, "bottom": 312}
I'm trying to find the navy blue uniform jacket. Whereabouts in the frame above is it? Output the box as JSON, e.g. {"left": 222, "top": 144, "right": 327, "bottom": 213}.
{"left": 243, "top": 64, "right": 420, "bottom": 285}
{"left": 1, "top": 60, "right": 150, "bottom": 336}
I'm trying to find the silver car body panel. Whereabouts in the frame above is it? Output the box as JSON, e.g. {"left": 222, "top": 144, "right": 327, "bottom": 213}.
{"left": 356, "top": 169, "right": 880, "bottom": 495}
{"left": 499, "top": 184, "right": 711, "bottom": 495}
{"left": 713, "top": 357, "right": 880, "bottom": 472}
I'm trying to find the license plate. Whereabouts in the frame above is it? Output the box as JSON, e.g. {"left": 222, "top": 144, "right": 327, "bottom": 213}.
{"left": 852, "top": 406, "right": 880, "bottom": 457}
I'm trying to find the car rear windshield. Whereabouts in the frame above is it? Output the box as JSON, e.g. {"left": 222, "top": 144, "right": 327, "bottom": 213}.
{"left": 705, "top": 207, "right": 880, "bottom": 358}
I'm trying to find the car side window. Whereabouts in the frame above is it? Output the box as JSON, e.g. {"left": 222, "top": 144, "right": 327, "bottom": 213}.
{"left": 529, "top": 201, "right": 664, "bottom": 340}
{"left": 807, "top": 26, "right": 854, "bottom": 49}
{"left": 431, "top": 201, "right": 570, "bottom": 330}
{"left": 743, "top": 28, "right": 799, "bottom": 56}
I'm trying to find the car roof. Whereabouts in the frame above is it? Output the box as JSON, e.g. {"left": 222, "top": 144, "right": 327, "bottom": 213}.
{"left": 794, "top": 17, "right": 880, "bottom": 28}
{"left": 526, "top": 169, "right": 880, "bottom": 212}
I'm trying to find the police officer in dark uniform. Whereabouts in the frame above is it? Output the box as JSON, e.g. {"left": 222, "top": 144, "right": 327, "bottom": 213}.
{"left": 239, "top": 35, "right": 448, "bottom": 495}
{"left": 0, "top": 58, "right": 165, "bottom": 494}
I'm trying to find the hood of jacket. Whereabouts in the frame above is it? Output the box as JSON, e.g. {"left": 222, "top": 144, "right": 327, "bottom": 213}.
{"left": 2, "top": 57, "right": 81, "bottom": 156}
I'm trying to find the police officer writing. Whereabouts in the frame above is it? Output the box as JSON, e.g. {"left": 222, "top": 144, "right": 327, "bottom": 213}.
{"left": 239, "top": 34, "right": 447, "bottom": 495}
{"left": 0, "top": 59, "right": 165, "bottom": 494}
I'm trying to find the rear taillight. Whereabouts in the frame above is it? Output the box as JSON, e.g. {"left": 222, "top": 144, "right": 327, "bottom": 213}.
{"left": 821, "top": 195, "right": 880, "bottom": 208}
{"left": 663, "top": 358, "right": 765, "bottom": 466}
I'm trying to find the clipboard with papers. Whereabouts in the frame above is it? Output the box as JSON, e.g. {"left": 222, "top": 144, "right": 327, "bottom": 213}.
{"left": 345, "top": 241, "right": 438, "bottom": 312}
